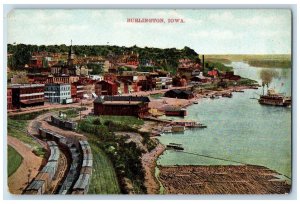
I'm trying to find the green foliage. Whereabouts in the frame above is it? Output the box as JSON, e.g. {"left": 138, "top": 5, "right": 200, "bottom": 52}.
{"left": 235, "top": 78, "right": 258, "bottom": 86}
{"left": 87, "top": 137, "right": 121, "bottom": 194}
{"left": 92, "top": 118, "right": 102, "bottom": 125}
{"left": 32, "top": 147, "right": 46, "bottom": 157}
{"left": 7, "top": 118, "right": 45, "bottom": 158}
{"left": 9, "top": 44, "right": 32, "bottom": 69}
{"left": 60, "top": 108, "right": 79, "bottom": 119}
{"left": 141, "top": 132, "right": 157, "bottom": 152}
{"left": 8, "top": 110, "right": 48, "bottom": 120}
{"left": 205, "top": 61, "right": 233, "bottom": 73}
{"left": 87, "top": 63, "right": 104, "bottom": 75}
{"left": 8, "top": 44, "right": 200, "bottom": 74}
{"left": 96, "top": 115, "right": 144, "bottom": 126}
{"left": 78, "top": 116, "right": 148, "bottom": 193}
{"left": 8, "top": 145, "right": 23, "bottom": 177}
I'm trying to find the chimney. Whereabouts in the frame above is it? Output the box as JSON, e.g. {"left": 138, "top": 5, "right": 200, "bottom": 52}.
{"left": 202, "top": 55, "right": 205, "bottom": 71}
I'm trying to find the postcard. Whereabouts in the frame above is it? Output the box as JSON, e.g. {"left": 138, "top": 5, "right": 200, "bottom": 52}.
{"left": 6, "top": 8, "right": 292, "bottom": 195}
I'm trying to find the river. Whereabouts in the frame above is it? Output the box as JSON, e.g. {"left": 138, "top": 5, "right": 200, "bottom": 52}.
{"left": 157, "top": 61, "right": 292, "bottom": 179}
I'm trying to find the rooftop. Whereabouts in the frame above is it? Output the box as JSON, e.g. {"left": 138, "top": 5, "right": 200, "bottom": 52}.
{"left": 94, "top": 95, "right": 150, "bottom": 104}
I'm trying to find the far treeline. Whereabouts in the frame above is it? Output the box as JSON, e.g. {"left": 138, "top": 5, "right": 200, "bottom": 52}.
{"left": 205, "top": 54, "right": 291, "bottom": 68}
{"left": 7, "top": 44, "right": 201, "bottom": 74}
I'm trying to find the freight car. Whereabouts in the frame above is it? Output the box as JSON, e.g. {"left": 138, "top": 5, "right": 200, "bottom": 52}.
{"left": 50, "top": 115, "right": 77, "bottom": 131}
{"left": 71, "top": 140, "right": 93, "bottom": 194}
{"left": 24, "top": 141, "right": 59, "bottom": 194}
{"left": 38, "top": 128, "right": 82, "bottom": 195}
{"left": 24, "top": 180, "right": 46, "bottom": 195}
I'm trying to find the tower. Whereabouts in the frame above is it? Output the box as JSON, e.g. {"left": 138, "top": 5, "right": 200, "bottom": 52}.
{"left": 67, "top": 40, "right": 75, "bottom": 66}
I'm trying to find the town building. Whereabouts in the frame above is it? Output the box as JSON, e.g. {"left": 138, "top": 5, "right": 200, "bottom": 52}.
{"left": 138, "top": 76, "right": 156, "bottom": 91}
{"left": 45, "top": 83, "right": 72, "bottom": 104}
{"left": 222, "top": 71, "right": 241, "bottom": 81}
{"left": 207, "top": 69, "right": 219, "bottom": 78}
{"left": 164, "top": 105, "right": 187, "bottom": 117}
{"left": 46, "top": 76, "right": 79, "bottom": 84}
{"left": 71, "top": 82, "right": 84, "bottom": 101}
{"left": 172, "top": 76, "right": 188, "bottom": 87}
{"left": 93, "top": 96, "right": 150, "bottom": 118}
{"left": 10, "top": 84, "right": 45, "bottom": 109}
{"left": 7, "top": 87, "right": 13, "bottom": 110}
{"left": 27, "top": 73, "right": 49, "bottom": 84}
{"left": 164, "top": 89, "right": 194, "bottom": 99}
{"left": 95, "top": 80, "right": 118, "bottom": 96}
{"left": 89, "top": 75, "right": 104, "bottom": 81}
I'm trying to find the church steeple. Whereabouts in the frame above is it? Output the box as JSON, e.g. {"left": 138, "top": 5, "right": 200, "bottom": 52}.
{"left": 68, "top": 40, "right": 75, "bottom": 66}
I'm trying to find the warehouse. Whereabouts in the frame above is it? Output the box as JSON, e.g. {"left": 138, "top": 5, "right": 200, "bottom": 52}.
{"left": 93, "top": 96, "right": 150, "bottom": 118}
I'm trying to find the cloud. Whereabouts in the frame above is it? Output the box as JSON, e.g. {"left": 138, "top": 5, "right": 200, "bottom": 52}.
{"left": 7, "top": 9, "right": 291, "bottom": 54}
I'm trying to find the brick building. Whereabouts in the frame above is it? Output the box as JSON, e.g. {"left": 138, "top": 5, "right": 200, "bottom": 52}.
{"left": 93, "top": 96, "right": 150, "bottom": 118}
{"left": 164, "top": 89, "right": 194, "bottom": 100}
{"left": 95, "top": 80, "right": 118, "bottom": 96}
{"left": 11, "top": 84, "right": 45, "bottom": 109}
{"left": 47, "top": 76, "right": 79, "bottom": 84}
{"left": 7, "top": 87, "right": 13, "bottom": 110}
{"left": 71, "top": 82, "right": 84, "bottom": 101}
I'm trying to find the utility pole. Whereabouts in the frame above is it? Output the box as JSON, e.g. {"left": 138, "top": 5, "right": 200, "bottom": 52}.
{"left": 79, "top": 100, "right": 83, "bottom": 121}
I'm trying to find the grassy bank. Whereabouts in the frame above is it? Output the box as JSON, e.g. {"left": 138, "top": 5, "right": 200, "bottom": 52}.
{"left": 87, "top": 134, "right": 121, "bottom": 194}
{"left": 205, "top": 61, "right": 233, "bottom": 73}
{"left": 9, "top": 109, "right": 49, "bottom": 120}
{"left": 8, "top": 118, "right": 45, "bottom": 157}
{"left": 8, "top": 145, "right": 23, "bottom": 177}
{"left": 77, "top": 116, "right": 150, "bottom": 194}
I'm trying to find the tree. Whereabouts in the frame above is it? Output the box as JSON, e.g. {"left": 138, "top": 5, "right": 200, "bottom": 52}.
{"left": 12, "top": 44, "right": 31, "bottom": 69}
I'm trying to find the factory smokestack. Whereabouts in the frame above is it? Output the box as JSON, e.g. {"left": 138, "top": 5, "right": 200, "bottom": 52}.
{"left": 202, "top": 55, "right": 205, "bottom": 71}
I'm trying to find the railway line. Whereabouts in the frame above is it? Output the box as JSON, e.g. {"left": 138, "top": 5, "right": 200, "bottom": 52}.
{"left": 23, "top": 111, "right": 93, "bottom": 195}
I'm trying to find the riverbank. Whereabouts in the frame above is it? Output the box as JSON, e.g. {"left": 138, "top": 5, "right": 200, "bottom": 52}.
{"left": 158, "top": 165, "right": 291, "bottom": 194}
{"left": 148, "top": 84, "right": 258, "bottom": 113}
{"left": 142, "top": 143, "right": 165, "bottom": 194}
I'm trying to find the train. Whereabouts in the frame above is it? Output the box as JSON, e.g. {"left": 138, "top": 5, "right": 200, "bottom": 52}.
{"left": 71, "top": 140, "right": 93, "bottom": 194}
{"left": 50, "top": 115, "right": 77, "bottom": 131}
{"left": 24, "top": 127, "right": 93, "bottom": 195}
{"left": 24, "top": 141, "right": 60, "bottom": 195}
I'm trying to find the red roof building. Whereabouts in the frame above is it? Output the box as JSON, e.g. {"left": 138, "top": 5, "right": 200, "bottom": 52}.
{"left": 95, "top": 80, "right": 118, "bottom": 96}
{"left": 93, "top": 96, "right": 150, "bottom": 118}
{"left": 10, "top": 84, "right": 45, "bottom": 109}
{"left": 7, "top": 88, "right": 13, "bottom": 110}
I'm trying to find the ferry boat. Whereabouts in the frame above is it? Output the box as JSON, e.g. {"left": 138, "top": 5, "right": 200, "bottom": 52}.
{"left": 259, "top": 89, "right": 291, "bottom": 107}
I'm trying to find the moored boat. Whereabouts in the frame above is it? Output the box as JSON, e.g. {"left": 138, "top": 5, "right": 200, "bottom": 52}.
{"left": 222, "top": 92, "right": 233, "bottom": 98}
{"left": 166, "top": 143, "right": 184, "bottom": 150}
{"left": 259, "top": 89, "right": 291, "bottom": 107}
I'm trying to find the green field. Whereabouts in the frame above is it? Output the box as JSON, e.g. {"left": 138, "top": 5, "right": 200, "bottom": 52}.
{"left": 84, "top": 115, "right": 144, "bottom": 127}
{"left": 8, "top": 145, "right": 23, "bottom": 177}
{"left": 88, "top": 135, "right": 121, "bottom": 194}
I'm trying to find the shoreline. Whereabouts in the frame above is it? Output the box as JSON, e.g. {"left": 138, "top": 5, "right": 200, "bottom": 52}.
{"left": 141, "top": 142, "right": 166, "bottom": 194}
{"left": 144, "top": 84, "right": 262, "bottom": 194}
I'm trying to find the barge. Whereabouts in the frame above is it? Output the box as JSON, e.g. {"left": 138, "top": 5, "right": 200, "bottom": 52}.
{"left": 166, "top": 143, "right": 184, "bottom": 151}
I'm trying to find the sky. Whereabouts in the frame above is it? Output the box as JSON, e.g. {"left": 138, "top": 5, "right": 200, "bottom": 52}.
{"left": 7, "top": 9, "right": 291, "bottom": 54}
